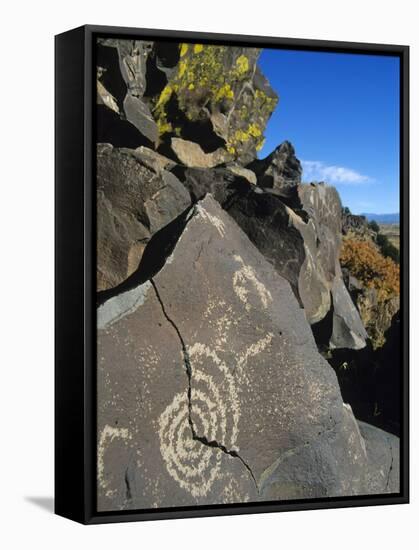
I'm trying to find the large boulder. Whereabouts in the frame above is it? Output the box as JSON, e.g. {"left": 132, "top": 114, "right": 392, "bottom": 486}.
{"left": 96, "top": 196, "right": 394, "bottom": 511}
{"left": 152, "top": 44, "right": 278, "bottom": 164}
{"left": 96, "top": 40, "right": 277, "bottom": 163}
{"left": 96, "top": 144, "right": 190, "bottom": 291}
{"left": 168, "top": 137, "right": 227, "bottom": 168}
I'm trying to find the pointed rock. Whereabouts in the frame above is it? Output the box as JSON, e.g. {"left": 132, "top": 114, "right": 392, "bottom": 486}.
{"left": 248, "top": 141, "right": 302, "bottom": 198}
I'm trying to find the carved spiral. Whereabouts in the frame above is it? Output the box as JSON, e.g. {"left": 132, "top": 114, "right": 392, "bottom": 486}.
{"left": 158, "top": 344, "right": 240, "bottom": 498}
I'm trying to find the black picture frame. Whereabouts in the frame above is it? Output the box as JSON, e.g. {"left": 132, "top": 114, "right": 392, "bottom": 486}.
{"left": 55, "top": 24, "right": 409, "bottom": 524}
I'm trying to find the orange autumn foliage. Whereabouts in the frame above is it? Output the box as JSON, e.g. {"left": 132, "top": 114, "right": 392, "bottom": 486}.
{"left": 340, "top": 238, "right": 400, "bottom": 301}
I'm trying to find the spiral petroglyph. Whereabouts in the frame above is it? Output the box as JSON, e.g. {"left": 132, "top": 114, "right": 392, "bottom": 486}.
{"left": 158, "top": 343, "right": 240, "bottom": 497}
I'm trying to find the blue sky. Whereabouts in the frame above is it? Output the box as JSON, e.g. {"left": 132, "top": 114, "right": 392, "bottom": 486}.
{"left": 258, "top": 49, "right": 400, "bottom": 214}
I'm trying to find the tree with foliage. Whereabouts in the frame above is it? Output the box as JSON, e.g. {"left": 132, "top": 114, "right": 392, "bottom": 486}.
{"left": 340, "top": 238, "right": 400, "bottom": 301}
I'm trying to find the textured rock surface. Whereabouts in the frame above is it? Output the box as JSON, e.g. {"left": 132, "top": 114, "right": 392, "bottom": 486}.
{"left": 342, "top": 209, "right": 371, "bottom": 237}
{"left": 330, "top": 277, "right": 368, "bottom": 350}
{"left": 224, "top": 182, "right": 367, "bottom": 348}
{"left": 358, "top": 421, "right": 400, "bottom": 493}
{"left": 94, "top": 37, "right": 401, "bottom": 510}
{"left": 151, "top": 44, "right": 278, "bottom": 163}
{"left": 97, "top": 196, "right": 393, "bottom": 511}
{"left": 96, "top": 144, "right": 190, "bottom": 291}
{"left": 96, "top": 40, "right": 158, "bottom": 147}
{"left": 169, "top": 137, "right": 227, "bottom": 168}
{"left": 248, "top": 141, "right": 302, "bottom": 197}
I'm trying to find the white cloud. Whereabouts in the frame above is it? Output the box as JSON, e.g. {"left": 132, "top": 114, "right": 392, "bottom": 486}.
{"left": 301, "top": 160, "right": 372, "bottom": 185}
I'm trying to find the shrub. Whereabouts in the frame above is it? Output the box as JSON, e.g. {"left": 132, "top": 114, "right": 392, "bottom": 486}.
{"left": 340, "top": 238, "right": 400, "bottom": 301}
{"left": 376, "top": 233, "right": 400, "bottom": 264}
{"left": 368, "top": 220, "right": 380, "bottom": 233}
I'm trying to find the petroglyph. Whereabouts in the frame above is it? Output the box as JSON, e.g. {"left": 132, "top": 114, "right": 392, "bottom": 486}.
{"left": 233, "top": 254, "right": 272, "bottom": 311}
{"left": 158, "top": 343, "right": 240, "bottom": 497}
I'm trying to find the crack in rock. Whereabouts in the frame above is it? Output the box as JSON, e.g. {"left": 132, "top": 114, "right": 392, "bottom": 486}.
{"left": 385, "top": 439, "right": 394, "bottom": 490}
{"left": 150, "top": 278, "right": 259, "bottom": 493}
{"left": 124, "top": 468, "right": 132, "bottom": 501}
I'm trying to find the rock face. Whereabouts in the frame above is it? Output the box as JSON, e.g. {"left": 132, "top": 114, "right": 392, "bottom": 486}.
{"left": 169, "top": 137, "right": 227, "bottom": 168}
{"left": 151, "top": 44, "right": 278, "bottom": 164}
{"left": 97, "top": 197, "right": 398, "bottom": 511}
{"left": 94, "top": 37, "right": 367, "bottom": 351}
{"left": 222, "top": 181, "right": 367, "bottom": 348}
{"left": 96, "top": 40, "right": 158, "bottom": 148}
{"left": 96, "top": 144, "right": 190, "bottom": 291}
{"left": 95, "top": 38, "right": 401, "bottom": 511}
{"left": 358, "top": 422, "right": 400, "bottom": 493}
{"left": 96, "top": 40, "right": 277, "bottom": 164}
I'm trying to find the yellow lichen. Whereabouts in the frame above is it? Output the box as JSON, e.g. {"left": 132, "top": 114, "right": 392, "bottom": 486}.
{"left": 157, "top": 121, "right": 173, "bottom": 135}
{"left": 248, "top": 123, "right": 262, "bottom": 138}
{"left": 215, "top": 83, "right": 234, "bottom": 101}
{"left": 234, "top": 129, "right": 250, "bottom": 142}
{"left": 256, "top": 138, "right": 266, "bottom": 151}
{"left": 155, "top": 84, "right": 173, "bottom": 109}
{"left": 235, "top": 55, "right": 249, "bottom": 74}
{"left": 178, "top": 60, "right": 187, "bottom": 78}
{"left": 188, "top": 83, "right": 195, "bottom": 90}
{"left": 193, "top": 44, "right": 204, "bottom": 53}
{"left": 179, "top": 43, "right": 189, "bottom": 57}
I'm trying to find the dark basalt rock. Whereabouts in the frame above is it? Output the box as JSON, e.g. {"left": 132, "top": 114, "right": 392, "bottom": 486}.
{"left": 97, "top": 196, "right": 393, "bottom": 511}
{"left": 151, "top": 44, "right": 278, "bottom": 163}
{"left": 96, "top": 144, "right": 190, "bottom": 291}
{"left": 248, "top": 141, "right": 302, "bottom": 198}
{"left": 328, "top": 312, "right": 401, "bottom": 436}
{"left": 173, "top": 165, "right": 252, "bottom": 205}
{"left": 96, "top": 40, "right": 159, "bottom": 147}
{"left": 342, "top": 208, "right": 371, "bottom": 237}
{"left": 226, "top": 189, "right": 306, "bottom": 301}
{"left": 358, "top": 421, "right": 400, "bottom": 493}
{"left": 122, "top": 95, "right": 158, "bottom": 145}
{"left": 224, "top": 182, "right": 367, "bottom": 348}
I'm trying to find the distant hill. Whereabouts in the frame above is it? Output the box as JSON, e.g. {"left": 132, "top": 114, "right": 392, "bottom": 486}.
{"left": 362, "top": 213, "right": 399, "bottom": 224}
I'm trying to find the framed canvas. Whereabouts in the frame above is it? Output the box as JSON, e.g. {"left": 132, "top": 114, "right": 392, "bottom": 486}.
{"left": 55, "top": 25, "right": 409, "bottom": 524}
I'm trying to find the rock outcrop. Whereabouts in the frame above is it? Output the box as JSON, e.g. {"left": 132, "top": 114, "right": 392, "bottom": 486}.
{"left": 97, "top": 197, "right": 397, "bottom": 511}
{"left": 96, "top": 39, "right": 277, "bottom": 164}
{"left": 95, "top": 39, "right": 401, "bottom": 511}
